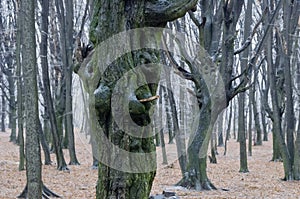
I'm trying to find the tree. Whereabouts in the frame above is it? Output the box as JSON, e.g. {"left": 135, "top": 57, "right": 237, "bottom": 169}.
{"left": 75, "top": 0, "right": 197, "bottom": 198}
{"left": 15, "top": 0, "right": 25, "bottom": 171}
{"left": 22, "top": 0, "right": 42, "bottom": 196}
{"left": 40, "top": 0, "right": 68, "bottom": 170}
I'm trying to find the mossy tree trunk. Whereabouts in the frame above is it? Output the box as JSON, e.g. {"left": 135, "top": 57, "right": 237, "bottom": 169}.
{"left": 75, "top": 0, "right": 198, "bottom": 198}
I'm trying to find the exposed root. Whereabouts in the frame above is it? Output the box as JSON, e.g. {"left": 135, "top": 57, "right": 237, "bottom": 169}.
{"left": 18, "top": 183, "right": 60, "bottom": 198}
{"left": 69, "top": 161, "right": 80, "bottom": 166}
{"left": 176, "top": 173, "right": 217, "bottom": 191}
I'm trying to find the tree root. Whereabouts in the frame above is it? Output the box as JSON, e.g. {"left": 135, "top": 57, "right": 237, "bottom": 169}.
{"left": 18, "top": 183, "right": 60, "bottom": 198}
{"left": 176, "top": 174, "right": 217, "bottom": 191}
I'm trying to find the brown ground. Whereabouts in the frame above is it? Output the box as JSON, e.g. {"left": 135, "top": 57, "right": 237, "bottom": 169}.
{"left": 0, "top": 130, "right": 299, "bottom": 199}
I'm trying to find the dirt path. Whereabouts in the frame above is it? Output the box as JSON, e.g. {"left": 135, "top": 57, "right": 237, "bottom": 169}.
{"left": 0, "top": 130, "right": 299, "bottom": 198}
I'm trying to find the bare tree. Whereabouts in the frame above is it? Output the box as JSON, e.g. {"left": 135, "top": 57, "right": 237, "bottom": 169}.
{"left": 75, "top": 0, "right": 198, "bottom": 198}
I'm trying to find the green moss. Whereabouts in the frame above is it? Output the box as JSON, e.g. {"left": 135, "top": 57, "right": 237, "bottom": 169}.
{"left": 89, "top": 0, "right": 101, "bottom": 45}
{"left": 94, "top": 83, "right": 111, "bottom": 114}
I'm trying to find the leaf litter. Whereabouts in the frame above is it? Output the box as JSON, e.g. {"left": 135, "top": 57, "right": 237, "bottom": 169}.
{"left": 0, "top": 131, "right": 299, "bottom": 199}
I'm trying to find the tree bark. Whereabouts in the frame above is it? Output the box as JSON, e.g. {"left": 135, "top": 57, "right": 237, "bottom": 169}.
{"left": 16, "top": 0, "right": 24, "bottom": 171}
{"left": 22, "top": 0, "right": 42, "bottom": 196}
{"left": 41, "top": 0, "right": 67, "bottom": 170}
{"left": 64, "top": 0, "right": 80, "bottom": 165}
{"left": 76, "top": 0, "right": 197, "bottom": 198}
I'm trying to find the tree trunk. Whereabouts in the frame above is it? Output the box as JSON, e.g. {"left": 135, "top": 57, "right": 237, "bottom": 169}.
{"left": 238, "top": 94, "right": 249, "bottom": 172}
{"left": 75, "top": 0, "right": 198, "bottom": 197}
{"left": 158, "top": 86, "right": 168, "bottom": 165}
{"left": 22, "top": 0, "right": 42, "bottom": 196}
{"left": 1, "top": 90, "right": 5, "bottom": 132}
{"left": 7, "top": 67, "right": 17, "bottom": 143}
{"left": 177, "top": 101, "right": 217, "bottom": 190}
{"left": 252, "top": 75, "right": 262, "bottom": 146}
{"left": 268, "top": 36, "right": 293, "bottom": 180}
{"left": 163, "top": 87, "right": 174, "bottom": 144}
{"left": 238, "top": 0, "right": 251, "bottom": 172}
{"left": 164, "top": 63, "right": 187, "bottom": 176}
{"left": 224, "top": 102, "right": 233, "bottom": 156}
{"left": 294, "top": 110, "right": 300, "bottom": 179}
{"left": 38, "top": 120, "right": 52, "bottom": 165}
{"left": 41, "top": 0, "right": 67, "bottom": 170}
{"left": 217, "top": 112, "right": 224, "bottom": 147}
{"left": 248, "top": 95, "right": 253, "bottom": 157}
{"left": 64, "top": 0, "right": 80, "bottom": 165}
{"left": 16, "top": 0, "right": 24, "bottom": 170}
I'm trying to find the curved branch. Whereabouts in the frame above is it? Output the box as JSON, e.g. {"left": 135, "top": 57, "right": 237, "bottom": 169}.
{"left": 234, "top": 8, "right": 268, "bottom": 55}
{"left": 145, "top": 0, "right": 198, "bottom": 26}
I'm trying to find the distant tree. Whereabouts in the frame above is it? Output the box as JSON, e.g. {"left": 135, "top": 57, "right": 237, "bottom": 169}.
{"left": 15, "top": 0, "right": 25, "bottom": 171}
{"left": 55, "top": 0, "right": 80, "bottom": 165}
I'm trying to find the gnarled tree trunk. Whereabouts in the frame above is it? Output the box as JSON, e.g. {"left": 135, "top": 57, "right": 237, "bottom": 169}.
{"left": 75, "top": 0, "right": 197, "bottom": 198}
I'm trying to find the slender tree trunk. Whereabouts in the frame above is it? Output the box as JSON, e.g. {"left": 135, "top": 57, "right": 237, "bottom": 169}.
{"left": 64, "top": 0, "right": 79, "bottom": 165}
{"left": 253, "top": 74, "right": 262, "bottom": 146}
{"left": 38, "top": 120, "right": 52, "bottom": 165}
{"left": 158, "top": 85, "right": 168, "bottom": 165}
{"left": 16, "top": 0, "right": 24, "bottom": 171}
{"left": 163, "top": 87, "right": 174, "bottom": 144}
{"left": 217, "top": 112, "right": 224, "bottom": 147}
{"left": 1, "top": 90, "right": 5, "bottom": 132}
{"left": 8, "top": 70, "right": 17, "bottom": 143}
{"left": 237, "top": 0, "right": 251, "bottom": 172}
{"left": 41, "top": 0, "right": 67, "bottom": 170}
{"left": 224, "top": 102, "right": 233, "bottom": 156}
{"left": 164, "top": 64, "right": 187, "bottom": 176}
{"left": 269, "top": 37, "right": 293, "bottom": 180}
{"left": 248, "top": 96, "right": 253, "bottom": 156}
{"left": 238, "top": 94, "right": 249, "bottom": 172}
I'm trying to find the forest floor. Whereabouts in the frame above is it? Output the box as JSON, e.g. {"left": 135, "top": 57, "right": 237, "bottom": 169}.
{"left": 0, "top": 129, "right": 299, "bottom": 199}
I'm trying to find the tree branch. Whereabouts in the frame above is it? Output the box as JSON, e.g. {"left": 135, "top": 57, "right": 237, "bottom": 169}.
{"left": 145, "top": 0, "right": 198, "bottom": 26}
{"left": 234, "top": 8, "right": 268, "bottom": 55}
{"left": 161, "top": 35, "right": 194, "bottom": 81}
{"left": 139, "top": 95, "right": 160, "bottom": 103}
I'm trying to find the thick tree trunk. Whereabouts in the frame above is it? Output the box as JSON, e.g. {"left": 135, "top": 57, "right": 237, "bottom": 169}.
{"left": 75, "top": 1, "right": 198, "bottom": 197}
{"left": 22, "top": 0, "right": 42, "bottom": 196}
{"left": 177, "top": 102, "right": 217, "bottom": 190}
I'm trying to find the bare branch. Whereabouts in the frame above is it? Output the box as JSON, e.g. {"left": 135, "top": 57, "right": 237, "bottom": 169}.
{"left": 139, "top": 95, "right": 160, "bottom": 103}
{"left": 234, "top": 8, "right": 268, "bottom": 55}
{"left": 145, "top": 0, "right": 198, "bottom": 26}
{"left": 161, "top": 36, "right": 194, "bottom": 81}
